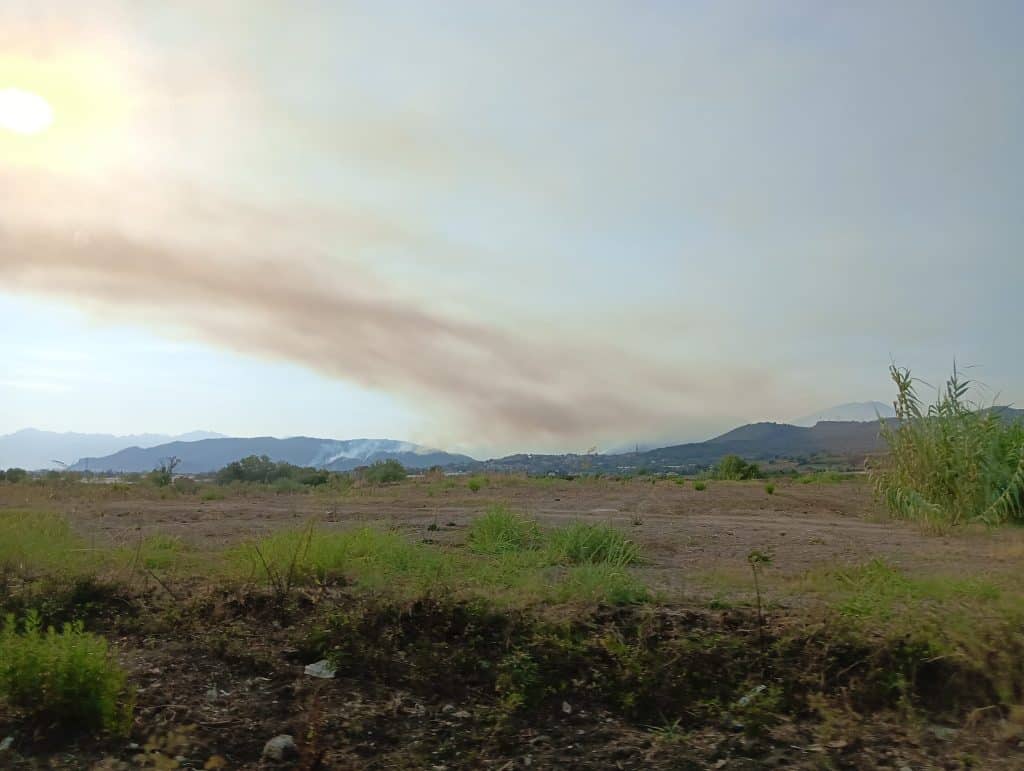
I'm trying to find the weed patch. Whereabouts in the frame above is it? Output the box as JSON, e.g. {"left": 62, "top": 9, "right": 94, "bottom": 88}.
{"left": 466, "top": 506, "right": 542, "bottom": 555}
{"left": 545, "top": 523, "right": 641, "bottom": 566}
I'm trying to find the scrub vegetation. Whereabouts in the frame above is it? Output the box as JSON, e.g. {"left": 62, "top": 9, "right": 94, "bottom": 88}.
{"left": 2, "top": 419, "right": 1024, "bottom": 768}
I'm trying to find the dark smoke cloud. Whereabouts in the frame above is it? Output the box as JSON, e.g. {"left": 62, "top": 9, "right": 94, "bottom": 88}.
{"left": 1, "top": 225, "right": 754, "bottom": 442}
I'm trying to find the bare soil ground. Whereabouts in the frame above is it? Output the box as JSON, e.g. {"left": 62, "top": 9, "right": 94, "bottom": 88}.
{"left": 21, "top": 476, "right": 1024, "bottom": 593}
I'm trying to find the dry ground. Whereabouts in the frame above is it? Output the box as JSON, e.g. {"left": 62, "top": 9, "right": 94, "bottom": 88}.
{"left": 12, "top": 475, "right": 1023, "bottom": 597}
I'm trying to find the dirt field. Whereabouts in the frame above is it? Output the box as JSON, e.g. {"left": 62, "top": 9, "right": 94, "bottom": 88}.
{"left": 22, "top": 476, "right": 1024, "bottom": 596}
{"left": 3, "top": 477, "right": 1023, "bottom": 770}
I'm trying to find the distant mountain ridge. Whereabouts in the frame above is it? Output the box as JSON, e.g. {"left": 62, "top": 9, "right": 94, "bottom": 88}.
{"left": 791, "top": 401, "right": 895, "bottom": 427}
{"left": 469, "top": 420, "right": 891, "bottom": 475}
{"left": 13, "top": 403, "right": 1024, "bottom": 476}
{"left": 69, "top": 436, "right": 475, "bottom": 474}
{"left": 0, "top": 429, "right": 224, "bottom": 470}
{"left": 471, "top": 406, "right": 1024, "bottom": 475}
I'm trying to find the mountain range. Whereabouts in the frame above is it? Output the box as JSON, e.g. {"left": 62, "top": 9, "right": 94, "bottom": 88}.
{"left": 4, "top": 403, "right": 1021, "bottom": 475}
{"left": 0, "top": 429, "right": 224, "bottom": 471}
{"left": 67, "top": 437, "right": 475, "bottom": 474}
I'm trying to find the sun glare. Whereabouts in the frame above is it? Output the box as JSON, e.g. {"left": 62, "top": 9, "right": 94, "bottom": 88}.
{"left": 0, "top": 87, "right": 54, "bottom": 135}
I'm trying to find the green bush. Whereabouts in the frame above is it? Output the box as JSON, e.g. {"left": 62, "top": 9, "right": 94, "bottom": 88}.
{"left": 545, "top": 523, "right": 641, "bottom": 567}
{"left": 467, "top": 475, "right": 487, "bottom": 492}
{"left": 693, "top": 481, "right": 707, "bottom": 491}
{"left": 871, "top": 365, "right": 1024, "bottom": 527}
{"left": 361, "top": 459, "right": 407, "bottom": 485}
{"left": 172, "top": 476, "right": 199, "bottom": 494}
{"left": 713, "top": 454, "right": 761, "bottom": 480}
{"left": 0, "top": 611, "right": 132, "bottom": 734}
{"left": 765, "top": 483, "right": 775, "bottom": 495}
{"left": 4, "top": 468, "right": 28, "bottom": 484}
{"left": 467, "top": 506, "right": 542, "bottom": 555}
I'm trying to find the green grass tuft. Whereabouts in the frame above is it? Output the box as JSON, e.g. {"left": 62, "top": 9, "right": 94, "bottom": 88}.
{"left": 0, "top": 510, "right": 95, "bottom": 578}
{"left": 545, "top": 523, "right": 641, "bottom": 566}
{"left": 466, "top": 506, "right": 543, "bottom": 555}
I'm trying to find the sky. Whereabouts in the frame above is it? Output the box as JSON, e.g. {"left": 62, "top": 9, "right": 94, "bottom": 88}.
{"left": 0, "top": 1, "right": 1021, "bottom": 458}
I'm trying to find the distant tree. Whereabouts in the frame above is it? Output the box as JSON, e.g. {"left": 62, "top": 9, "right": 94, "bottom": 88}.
{"left": 163, "top": 456, "right": 181, "bottom": 479}
{"left": 5, "top": 468, "right": 28, "bottom": 483}
{"left": 714, "top": 455, "right": 762, "bottom": 480}
{"left": 215, "top": 455, "right": 331, "bottom": 487}
{"left": 361, "top": 459, "right": 407, "bottom": 485}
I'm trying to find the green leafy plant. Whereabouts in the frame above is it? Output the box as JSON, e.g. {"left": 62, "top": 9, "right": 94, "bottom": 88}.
{"left": 0, "top": 611, "right": 132, "bottom": 734}
{"left": 360, "top": 459, "right": 407, "bottom": 485}
{"left": 693, "top": 481, "right": 707, "bottom": 491}
{"left": 713, "top": 454, "right": 761, "bottom": 480}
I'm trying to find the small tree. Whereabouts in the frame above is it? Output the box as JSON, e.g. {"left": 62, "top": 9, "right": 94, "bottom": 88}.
{"left": 714, "top": 455, "right": 761, "bottom": 480}
{"left": 361, "top": 459, "right": 407, "bottom": 485}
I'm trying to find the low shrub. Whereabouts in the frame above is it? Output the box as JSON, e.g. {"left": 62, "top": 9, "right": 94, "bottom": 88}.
{"left": 693, "top": 481, "right": 707, "bottom": 491}
{"left": 713, "top": 455, "right": 761, "bottom": 480}
{"left": 0, "top": 611, "right": 132, "bottom": 734}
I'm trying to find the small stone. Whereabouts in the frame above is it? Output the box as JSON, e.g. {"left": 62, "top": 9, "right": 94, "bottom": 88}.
{"left": 303, "top": 659, "right": 336, "bottom": 679}
{"left": 927, "top": 725, "right": 957, "bottom": 742}
{"left": 442, "top": 704, "right": 456, "bottom": 713}
{"left": 562, "top": 701, "right": 572, "bottom": 715}
{"left": 453, "top": 710, "right": 471, "bottom": 719}
{"left": 0, "top": 736, "right": 13, "bottom": 752}
{"left": 262, "top": 734, "right": 297, "bottom": 761}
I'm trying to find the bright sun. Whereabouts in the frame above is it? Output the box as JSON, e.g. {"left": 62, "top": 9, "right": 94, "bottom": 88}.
{"left": 0, "top": 87, "right": 54, "bottom": 135}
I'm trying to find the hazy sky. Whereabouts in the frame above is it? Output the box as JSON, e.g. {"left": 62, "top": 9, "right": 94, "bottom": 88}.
{"left": 1, "top": 1, "right": 1021, "bottom": 457}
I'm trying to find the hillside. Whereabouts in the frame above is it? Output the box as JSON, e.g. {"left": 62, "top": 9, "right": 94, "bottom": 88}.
{"left": 471, "top": 420, "right": 890, "bottom": 475}
{"left": 69, "top": 436, "right": 475, "bottom": 474}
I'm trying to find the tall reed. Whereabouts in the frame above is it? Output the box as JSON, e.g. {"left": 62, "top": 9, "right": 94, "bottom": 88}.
{"left": 871, "top": 365, "right": 1024, "bottom": 528}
